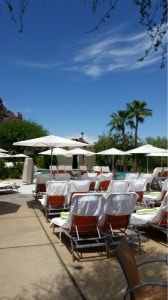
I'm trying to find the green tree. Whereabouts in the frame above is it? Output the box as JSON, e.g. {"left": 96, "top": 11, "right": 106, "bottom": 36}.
{"left": 93, "top": 134, "right": 115, "bottom": 168}
{"left": 107, "top": 110, "right": 132, "bottom": 151}
{"left": 126, "top": 100, "right": 153, "bottom": 147}
{"left": 146, "top": 136, "right": 167, "bottom": 149}
{"left": 93, "top": 133, "right": 115, "bottom": 152}
{"left": 0, "top": 119, "right": 48, "bottom": 153}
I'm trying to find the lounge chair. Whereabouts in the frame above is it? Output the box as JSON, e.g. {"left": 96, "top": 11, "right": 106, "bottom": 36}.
{"left": 102, "top": 192, "right": 140, "bottom": 255}
{"left": 39, "top": 180, "right": 69, "bottom": 222}
{"left": 106, "top": 180, "right": 129, "bottom": 196}
{"left": 49, "top": 165, "right": 57, "bottom": 175}
{"left": 153, "top": 167, "right": 168, "bottom": 178}
{"left": 101, "top": 166, "right": 110, "bottom": 173}
{"left": 81, "top": 172, "right": 98, "bottom": 191}
{"left": 79, "top": 165, "right": 87, "bottom": 175}
{"left": 33, "top": 173, "right": 52, "bottom": 199}
{"left": 57, "top": 165, "right": 65, "bottom": 173}
{"left": 142, "top": 178, "right": 168, "bottom": 207}
{"left": 114, "top": 238, "right": 168, "bottom": 300}
{"left": 0, "top": 181, "right": 20, "bottom": 192}
{"left": 92, "top": 165, "right": 101, "bottom": 175}
{"left": 128, "top": 178, "right": 148, "bottom": 205}
{"left": 50, "top": 193, "right": 107, "bottom": 261}
{"left": 68, "top": 179, "right": 91, "bottom": 204}
{"left": 95, "top": 172, "right": 113, "bottom": 192}
{"left": 64, "top": 165, "right": 73, "bottom": 177}
{"left": 54, "top": 173, "right": 70, "bottom": 181}
{"left": 130, "top": 191, "right": 168, "bottom": 237}
{"left": 124, "top": 173, "right": 139, "bottom": 181}
{"left": 139, "top": 173, "right": 154, "bottom": 190}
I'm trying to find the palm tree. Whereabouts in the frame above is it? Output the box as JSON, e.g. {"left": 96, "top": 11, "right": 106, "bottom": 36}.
{"left": 107, "top": 110, "right": 131, "bottom": 151}
{"left": 126, "top": 100, "right": 153, "bottom": 147}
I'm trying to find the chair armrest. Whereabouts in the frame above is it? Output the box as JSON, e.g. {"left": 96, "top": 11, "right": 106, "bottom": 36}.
{"left": 124, "top": 282, "right": 168, "bottom": 300}
{"left": 137, "top": 254, "right": 168, "bottom": 267}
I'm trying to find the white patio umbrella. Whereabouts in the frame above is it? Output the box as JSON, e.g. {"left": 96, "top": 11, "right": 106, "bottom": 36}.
{"left": 12, "top": 153, "right": 29, "bottom": 158}
{"left": 96, "top": 148, "right": 128, "bottom": 170}
{"left": 146, "top": 150, "right": 168, "bottom": 157}
{"left": 66, "top": 148, "right": 95, "bottom": 167}
{"left": 146, "top": 150, "right": 168, "bottom": 167}
{"left": 0, "top": 148, "right": 8, "bottom": 153}
{"left": 0, "top": 153, "right": 11, "bottom": 158}
{"left": 67, "top": 148, "right": 95, "bottom": 156}
{"left": 125, "top": 144, "right": 166, "bottom": 172}
{"left": 97, "top": 148, "right": 126, "bottom": 155}
{"left": 38, "top": 147, "right": 71, "bottom": 156}
{"left": 13, "top": 135, "right": 88, "bottom": 171}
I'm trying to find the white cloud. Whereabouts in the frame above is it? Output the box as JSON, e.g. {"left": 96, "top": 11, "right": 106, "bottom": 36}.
{"left": 71, "top": 29, "right": 163, "bottom": 77}
{"left": 7, "top": 25, "right": 165, "bottom": 78}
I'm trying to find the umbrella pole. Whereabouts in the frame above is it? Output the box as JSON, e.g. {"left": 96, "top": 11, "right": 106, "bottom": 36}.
{"left": 50, "top": 148, "right": 53, "bottom": 174}
{"left": 112, "top": 155, "right": 114, "bottom": 171}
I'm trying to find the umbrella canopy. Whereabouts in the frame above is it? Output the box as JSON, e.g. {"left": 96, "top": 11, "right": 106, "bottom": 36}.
{"left": 125, "top": 144, "right": 165, "bottom": 154}
{"left": 13, "top": 135, "right": 88, "bottom": 171}
{"left": 125, "top": 144, "right": 166, "bottom": 172}
{"left": 66, "top": 148, "right": 95, "bottom": 168}
{"left": 96, "top": 148, "right": 128, "bottom": 170}
{"left": 67, "top": 148, "right": 95, "bottom": 156}
{"left": 0, "top": 148, "right": 8, "bottom": 153}
{"left": 146, "top": 150, "right": 168, "bottom": 157}
{"left": 146, "top": 150, "right": 168, "bottom": 167}
{"left": 12, "top": 153, "right": 29, "bottom": 158}
{"left": 13, "top": 135, "right": 88, "bottom": 148}
{"left": 97, "top": 148, "right": 126, "bottom": 155}
{"left": 0, "top": 153, "right": 11, "bottom": 158}
{"left": 38, "top": 147, "right": 71, "bottom": 156}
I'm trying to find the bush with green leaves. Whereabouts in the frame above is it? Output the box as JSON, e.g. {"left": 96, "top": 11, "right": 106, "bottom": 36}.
{"left": 0, "top": 160, "right": 23, "bottom": 179}
{"left": 0, "top": 159, "right": 9, "bottom": 179}
{"left": 8, "top": 163, "right": 23, "bottom": 179}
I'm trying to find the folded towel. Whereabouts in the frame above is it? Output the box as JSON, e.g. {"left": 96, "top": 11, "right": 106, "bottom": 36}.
{"left": 61, "top": 212, "right": 69, "bottom": 219}
{"left": 137, "top": 208, "right": 159, "bottom": 215}
{"left": 149, "top": 192, "right": 160, "bottom": 196}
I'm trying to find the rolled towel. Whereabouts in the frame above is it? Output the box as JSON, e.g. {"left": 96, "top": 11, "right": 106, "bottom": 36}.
{"left": 60, "top": 212, "right": 69, "bottom": 219}
{"left": 137, "top": 208, "right": 159, "bottom": 215}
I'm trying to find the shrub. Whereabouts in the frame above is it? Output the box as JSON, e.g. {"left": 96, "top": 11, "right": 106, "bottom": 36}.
{"left": 8, "top": 163, "right": 23, "bottom": 179}
{"left": 0, "top": 159, "right": 9, "bottom": 179}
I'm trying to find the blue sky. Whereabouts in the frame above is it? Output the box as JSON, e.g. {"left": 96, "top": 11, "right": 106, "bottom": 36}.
{"left": 0, "top": 0, "right": 167, "bottom": 144}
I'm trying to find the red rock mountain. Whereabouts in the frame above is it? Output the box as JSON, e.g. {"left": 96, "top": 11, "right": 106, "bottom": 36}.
{"left": 0, "top": 98, "right": 22, "bottom": 122}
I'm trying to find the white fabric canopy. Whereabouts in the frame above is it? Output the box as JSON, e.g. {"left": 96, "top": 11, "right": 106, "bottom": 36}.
{"left": 0, "top": 153, "right": 11, "bottom": 158}
{"left": 125, "top": 144, "right": 166, "bottom": 154}
{"left": 97, "top": 148, "right": 128, "bottom": 170}
{"left": 38, "top": 147, "right": 70, "bottom": 156}
{"left": 13, "top": 135, "right": 88, "bottom": 148}
{"left": 13, "top": 135, "right": 88, "bottom": 171}
{"left": 13, "top": 153, "right": 29, "bottom": 158}
{"left": 0, "top": 148, "right": 8, "bottom": 153}
{"left": 146, "top": 150, "right": 168, "bottom": 157}
{"left": 97, "top": 148, "right": 126, "bottom": 155}
{"left": 125, "top": 144, "right": 166, "bottom": 172}
{"left": 66, "top": 147, "right": 95, "bottom": 156}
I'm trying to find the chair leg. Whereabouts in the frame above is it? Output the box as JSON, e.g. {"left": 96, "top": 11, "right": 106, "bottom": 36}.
{"left": 45, "top": 208, "right": 49, "bottom": 222}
